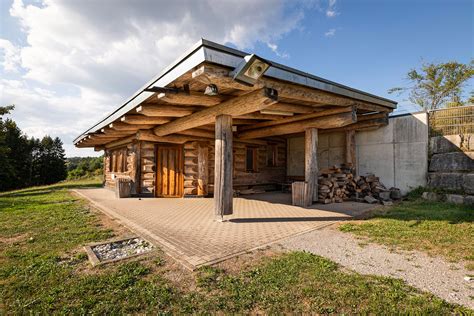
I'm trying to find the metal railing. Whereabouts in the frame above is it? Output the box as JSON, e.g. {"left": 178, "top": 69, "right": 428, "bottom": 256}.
{"left": 428, "top": 105, "right": 474, "bottom": 137}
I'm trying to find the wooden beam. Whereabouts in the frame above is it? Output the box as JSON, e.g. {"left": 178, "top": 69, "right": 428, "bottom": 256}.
{"left": 345, "top": 130, "right": 356, "bottom": 173}
{"left": 136, "top": 104, "right": 197, "bottom": 117}
{"left": 235, "top": 112, "right": 284, "bottom": 120}
{"left": 153, "top": 88, "right": 278, "bottom": 137}
{"left": 197, "top": 143, "right": 208, "bottom": 196}
{"left": 266, "top": 102, "right": 314, "bottom": 114}
{"left": 101, "top": 127, "right": 134, "bottom": 137}
{"left": 321, "top": 116, "right": 389, "bottom": 134}
{"left": 136, "top": 130, "right": 196, "bottom": 144}
{"left": 192, "top": 64, "right": 391, "bottom": 109}
{"left": 238, "top": 110, "right": 356, "bottom": 139}
{"left": 238, "top": 107, "right": 354, "bottom": 132}
{"left": 109, "top": 122, "right": 155, "bottom": 131}
{"left": 157, "top": 91, "right": 223, "bottom": 106}
{"left": 177, "top": 128, "right": 215, "bottom": 139}
{"left": 214, "top": 114, "right": 233, "bottom": 218}
{"left": 305, "top": 128, "right": 318, "bottom": 206}
{"left": 121, "top": 115, "right": 171, "bottom": 125}
{"left": 104, "top": 135, "right": 136, "bottom": 149}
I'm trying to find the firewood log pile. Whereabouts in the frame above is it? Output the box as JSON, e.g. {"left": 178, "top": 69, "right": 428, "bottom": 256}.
{"left": 317, "top": 164, "right": 401, "bottom": 204}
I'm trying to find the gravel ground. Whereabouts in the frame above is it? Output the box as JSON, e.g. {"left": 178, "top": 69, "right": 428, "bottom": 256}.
{"left": 281, "top": 227, "right": 474, "bottom": 309}
{"left": 92, "top": 238, "right": 153, "bottom": 261}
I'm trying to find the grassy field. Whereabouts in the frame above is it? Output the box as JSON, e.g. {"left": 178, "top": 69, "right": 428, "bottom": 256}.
{"left": 340, "top": 197, "right": 474, "bottom": 270}
{"left": 0, "top": 180, "right": 470, "bottom": 314}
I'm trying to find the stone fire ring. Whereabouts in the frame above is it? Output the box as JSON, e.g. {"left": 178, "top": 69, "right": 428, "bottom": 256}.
{"left": 84, "top": 236, "right": 154, "bottom": 266}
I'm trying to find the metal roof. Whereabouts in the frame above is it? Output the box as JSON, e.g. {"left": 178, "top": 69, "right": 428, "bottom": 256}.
{"left": 74, "top": 38, "right": 397, "bottom": 144}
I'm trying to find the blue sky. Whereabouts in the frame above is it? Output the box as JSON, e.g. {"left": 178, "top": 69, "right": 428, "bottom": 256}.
{"left": 0, "top": 0, "right": 472, "bottom": 156}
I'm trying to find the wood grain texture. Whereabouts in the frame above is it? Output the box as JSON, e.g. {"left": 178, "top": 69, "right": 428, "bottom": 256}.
{"left": 214, "top": 114, "right": 233, "bottom": 217}
{"left": 305, "top": 128, "right": 318, "bottom": 206}
{"left": 153, "top": 88, "right": 277, "bottom": 137}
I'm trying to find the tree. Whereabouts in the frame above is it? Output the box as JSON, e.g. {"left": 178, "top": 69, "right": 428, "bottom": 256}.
{"left": 0, "top": 105, "right": 16, "bottom": 191}
{"left": 389, "top": 60, "right": 474, "bottom": 110}
{"left": 31, "top": 136, "right": 67, "bottom": 185}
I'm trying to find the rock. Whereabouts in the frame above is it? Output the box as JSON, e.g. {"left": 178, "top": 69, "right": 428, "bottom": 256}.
{"left": 378, "top": 191, "right": 391, "bottom": 201}
{"left": 429, "top": 152, "right": 474, "bottom": 172}
{"left": 445, "top": 194, "right": 464, "bottom": 205}
{"left": 364, "top": 195, "right": 378, "bottom": 204}
{"left": 429, "top": 135, "right": 462, "bottom": 154}
{"left": 390, "top": 187, "right": 402, "bottom": 200}
{"left": 427, "top": 173, "right": 464, "bottom": 191}
{"left": 464, "top": 195, "right": 474, "bottom": 206}
{"left": 464, "top": 173, "right": 474, "bottom": 194}
{"left": 382, "top": 200, "right": 393, "bottom": 206}
{"left": 422, "top": 191, "right": 442, "bottom": 201}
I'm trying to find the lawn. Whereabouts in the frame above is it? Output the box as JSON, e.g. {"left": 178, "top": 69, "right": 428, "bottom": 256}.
{"left": 0, "top": 180, "right": 470, "bottom": 314}
{"left": 340, "top": 197, "right": 474, "bottom": 270}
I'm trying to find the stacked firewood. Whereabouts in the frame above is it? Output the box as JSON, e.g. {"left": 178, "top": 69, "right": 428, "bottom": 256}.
{"left": 317, "top": 164, "right": 401, "bottom": 204}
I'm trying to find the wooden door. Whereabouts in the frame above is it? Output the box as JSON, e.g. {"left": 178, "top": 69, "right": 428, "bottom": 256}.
{"left": 156, "top": 145, "right": 184, "bottom": 197}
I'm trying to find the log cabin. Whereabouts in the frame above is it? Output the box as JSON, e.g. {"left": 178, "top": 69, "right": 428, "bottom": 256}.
{"left": 74, "top": 39, "right": 397, "bottom": 217}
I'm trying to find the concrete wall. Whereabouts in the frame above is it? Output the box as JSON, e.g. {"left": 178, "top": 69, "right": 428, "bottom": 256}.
{"left": 356, "top": 112, "right": 429, "bottom": 194}
{"left": 286, "top": 112, "right": 429, "bottom": 194}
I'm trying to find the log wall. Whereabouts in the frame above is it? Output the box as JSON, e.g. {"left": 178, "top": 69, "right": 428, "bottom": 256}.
{"left": 103, "top": 138, "right": 287, "bottom": 197}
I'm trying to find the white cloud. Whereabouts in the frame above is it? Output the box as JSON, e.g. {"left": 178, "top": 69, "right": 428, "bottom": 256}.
{"left": 326, "top": 0, "right": 339, "bottom": 17}
{"left": 324, "top": 28, "right": 336, "bottom": 37}
{"left": 0, "top": 39, "right": 21, "bottom": 73}
{"left": 1, "top": 0, "right": 319, "bottom": 156}
{"left": 267, "top": 42, "right": 290, "bottom": 58}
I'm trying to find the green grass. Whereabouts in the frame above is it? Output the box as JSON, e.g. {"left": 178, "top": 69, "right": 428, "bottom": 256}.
{"left": 340, "top": 198, "right": 474, "bottom": 269}
{"left": 0, "top": 181, "right": 471, "bottom": 314}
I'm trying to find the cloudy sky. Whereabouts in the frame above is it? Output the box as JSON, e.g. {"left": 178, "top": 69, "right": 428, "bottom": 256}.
{"left": 0, "top": 0, "right": 472, "bottom": 157}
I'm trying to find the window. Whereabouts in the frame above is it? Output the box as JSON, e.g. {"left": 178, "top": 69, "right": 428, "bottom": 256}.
{"left": 266, "top": 144, "right": 277, "bottom": 167}
{"left": 109, "top": 148, "right": 128, "bottom": 173}
{"left": 245, "top": 147, "right": 258, "bottom": 172}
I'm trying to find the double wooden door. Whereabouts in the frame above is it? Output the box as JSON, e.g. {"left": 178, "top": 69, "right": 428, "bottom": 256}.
{"left": 156, "top": 145, "right": 184, "bottom": 197}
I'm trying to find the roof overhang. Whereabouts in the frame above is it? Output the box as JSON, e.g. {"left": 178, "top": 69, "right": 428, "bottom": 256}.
{"left": 74, "top": 39, "right": 397, "bottom": 144}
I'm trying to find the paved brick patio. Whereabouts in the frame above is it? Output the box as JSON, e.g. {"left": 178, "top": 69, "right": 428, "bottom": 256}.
{"left": 74, "top": 188, "right": 374, "bottom": 269}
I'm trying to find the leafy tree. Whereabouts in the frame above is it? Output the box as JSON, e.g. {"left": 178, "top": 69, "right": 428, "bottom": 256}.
{"left": 389, "top": 60, "right": 474, "bottom": 110}
{"left": 66, "top": 156, "right": 103, "bottom": 179}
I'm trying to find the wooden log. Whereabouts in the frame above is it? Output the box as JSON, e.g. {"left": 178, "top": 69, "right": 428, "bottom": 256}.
{"left": 192, "top": 64, "right": 393, "bottom": 109}
{"left": 157, "top": 91, "right": 224, "bottom": 106}
{"left": 110, "top": 122, "right": 155, "bottom": 131}
{"left": 121, "top": 115, "right": 171, "bottom": 125}
{"left": 238, "top": 111, "right": 356, "bottom": 139}
{"left": 214, "top": 114, "right": 233, "bottom": 218}
{"left": 235, "top": 112, "right": 284, "bottom": 120}
{"left": 239, "top": 107, "right": 354, "bottom": 132}
{"left": 153, "top": 88, "right": 278, "bottom": 136}
{"left": 178, "top": 129, "right": 214, "bottom": 139}
{"left": 266, "top": 102, "right": 314, "bottom": 114}
{"left": 345, "top": 130, "right": 356, "bottom": 174}
{"left": 305, "top": 128, "right": 318, "bottom": 206}
{"left": 136, "top": 104, "right": 196, "bottom": 117}
{"left": 136, "top": 130, "right": 198, "bottom": 144}
{"left": 104, "top": 135, "right": 136, "bottom": 149}
{"left": 197, "top": 142, "right": 209, "bottom": 196}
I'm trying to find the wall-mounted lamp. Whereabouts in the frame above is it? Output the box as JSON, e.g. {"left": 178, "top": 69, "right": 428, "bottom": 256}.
{"left": 231, "top": 54, "right": 271, "bottom": 86}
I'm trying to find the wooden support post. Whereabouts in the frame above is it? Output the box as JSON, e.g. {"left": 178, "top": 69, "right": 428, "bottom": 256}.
{"left": 214, "top": 114, "right": 233, "bottom": 219}
{"left": 345, "top": 130, "right": 356, "bottom": 174}
{"left": 304, "top": 128, "right": 318, "bottom": 207}
{"left": 197, "top": 142, "right": 209, "bottom": 196}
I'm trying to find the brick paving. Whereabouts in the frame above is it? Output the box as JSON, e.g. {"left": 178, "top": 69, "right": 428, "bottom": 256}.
{"left": 74, "top": 188, "right": 374, "bottom": 269}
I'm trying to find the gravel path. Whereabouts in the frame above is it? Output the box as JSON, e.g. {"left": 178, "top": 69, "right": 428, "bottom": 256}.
{"left": 281, "top": 227, "right": 474, "bottom": 309}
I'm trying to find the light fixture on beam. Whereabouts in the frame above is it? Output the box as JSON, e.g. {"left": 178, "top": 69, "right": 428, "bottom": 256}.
{"left": 204, "top": 84, "right": 218, "bottom": 96}
{"left": 231, "top": 54, "right": 271, "bottom": 86}
{"left": 260, "top": 110, "right": 294, "bottom": 116}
